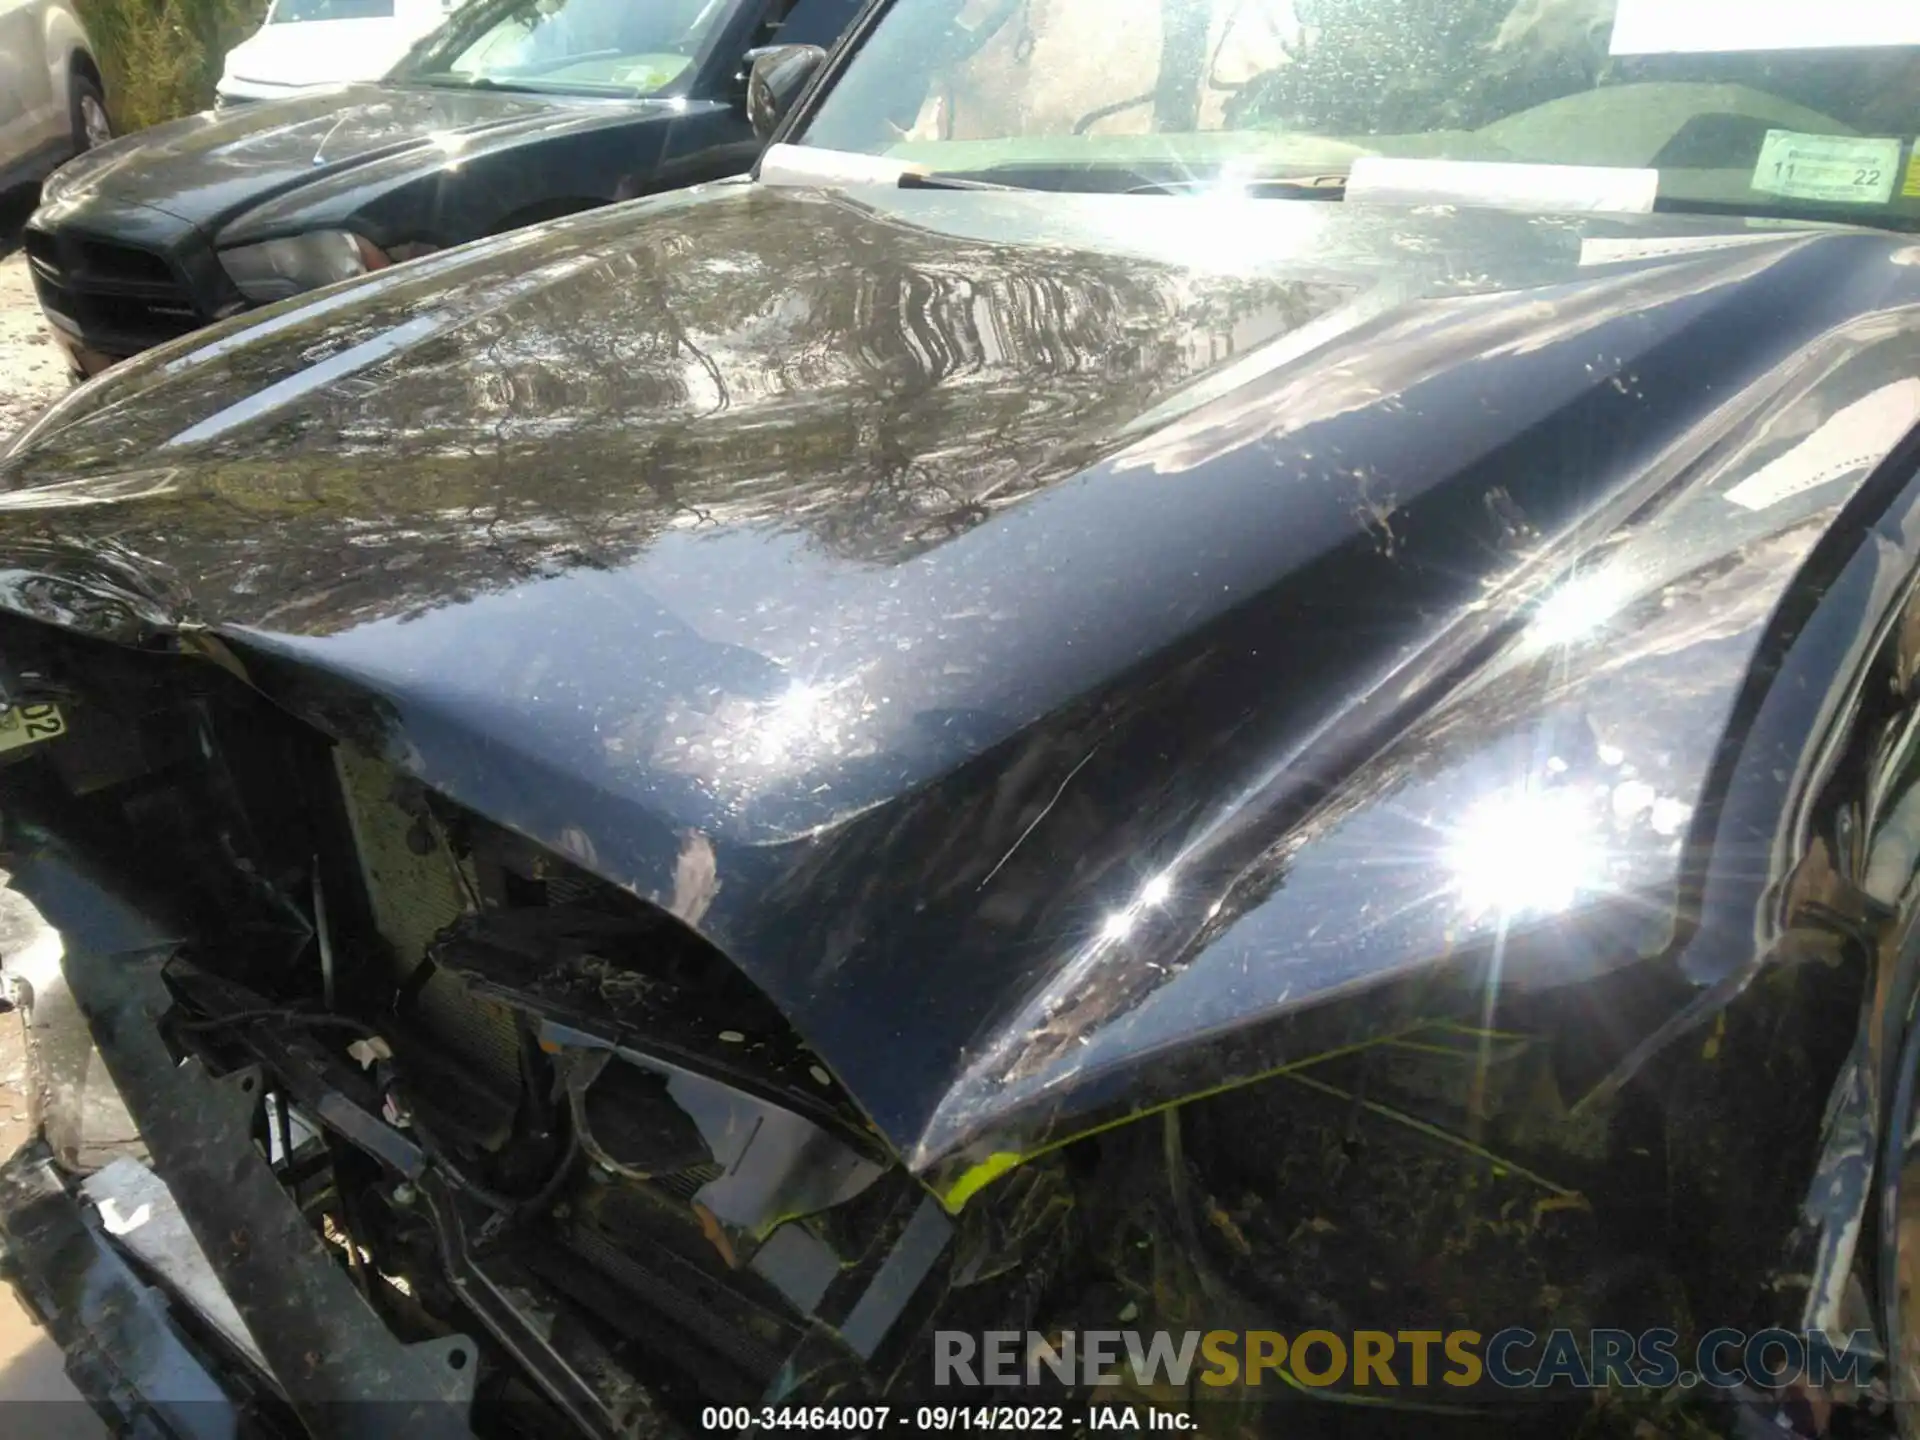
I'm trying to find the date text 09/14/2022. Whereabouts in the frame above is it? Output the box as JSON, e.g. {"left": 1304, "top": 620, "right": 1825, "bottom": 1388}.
{"left": 699, "top": 1406, "right": 1191, "bottom": 1432}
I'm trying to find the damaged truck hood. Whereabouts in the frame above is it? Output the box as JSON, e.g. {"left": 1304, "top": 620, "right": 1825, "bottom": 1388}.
{"left": 6, "top": 181, "right": 1920, "bottom": 1196}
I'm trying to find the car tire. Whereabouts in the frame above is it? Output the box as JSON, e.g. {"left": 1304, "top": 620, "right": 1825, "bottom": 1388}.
{"left": 69, "top": 72, "right": 112, "bottom": 154}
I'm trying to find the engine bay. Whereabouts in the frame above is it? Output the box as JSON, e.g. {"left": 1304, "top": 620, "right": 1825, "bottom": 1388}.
{"left": 0, "top": 617, "right": 1876, "bottom": 1439}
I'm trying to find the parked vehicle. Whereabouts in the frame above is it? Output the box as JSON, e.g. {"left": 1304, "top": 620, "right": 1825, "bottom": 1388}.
{"left": 215, "top": 0, "right": 466, "bottom": 107}
{"left": 0, "top": 0, "right": 108, "bottom": 193}
{"left": 8, "top": 1, "right": 1920, "bottom": 1437}
{"left": 22, "top": 0, "right": 863, "bottom": 377}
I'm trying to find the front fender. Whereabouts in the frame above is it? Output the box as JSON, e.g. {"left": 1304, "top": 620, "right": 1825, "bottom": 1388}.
{"left": 913, "top": 308, "right": 1920, "bottom": 1194}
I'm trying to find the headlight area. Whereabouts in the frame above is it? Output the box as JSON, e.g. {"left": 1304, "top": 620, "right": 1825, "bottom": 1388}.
{"left": 0, "top": 622, "right": 956, "bottom": 1434}
{"left": 0, "top": 618, "right": 1871, "bottom": 1437}
{"left": 218, "top": 230, "right": 393, "bottom": 302}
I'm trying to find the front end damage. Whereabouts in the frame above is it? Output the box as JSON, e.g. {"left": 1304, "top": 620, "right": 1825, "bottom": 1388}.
{"left": 9, "top": 207, "right": 1920, "bottom": 1437}
{"left": 0, "top": 470, "right": 1919, "bottom": 1440}
{"left": 0, "top": 628, "right": 956, "bottom": 1437}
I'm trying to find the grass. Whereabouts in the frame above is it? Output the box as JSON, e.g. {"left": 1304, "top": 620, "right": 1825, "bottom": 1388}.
{"left": 75, "top": 0, "right": 271, "bottom": 132}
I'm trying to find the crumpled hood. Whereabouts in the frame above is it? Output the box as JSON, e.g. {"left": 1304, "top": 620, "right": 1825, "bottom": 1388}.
{"left": 7, "top": 182, "right": 1920, "bottom": 1187}
{"left": 41, "top": 84, "right": 652, "bottom": 227}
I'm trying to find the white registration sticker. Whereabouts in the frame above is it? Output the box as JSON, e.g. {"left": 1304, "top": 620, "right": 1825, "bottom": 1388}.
{"left": 0, "top": 703, "right": 67, "bottom": 754}
{"left": 1345, "top": 157, "right": 1659, "bottom": 213}
{"left": 1752, "top": 131, "right": 1901, "bottom": 205}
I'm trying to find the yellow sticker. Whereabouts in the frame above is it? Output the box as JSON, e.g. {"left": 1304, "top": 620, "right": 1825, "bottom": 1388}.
{"left": 1752, "top": 130, "right": 1900, "bottom": 205}
{"left": 0, "top": 703, "right": 66, "bottom": 754}
{"left": 1905, "top": 142, "right": 1920, "bottom": 199}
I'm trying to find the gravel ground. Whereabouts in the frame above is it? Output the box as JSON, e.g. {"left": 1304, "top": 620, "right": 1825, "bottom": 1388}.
{"left": 0, "top": 188, "right": 108, "bottom": 1438}
{"left": 0, "top": 259, "right": 62, "bottom": 442}
{"left": 0, "top": 214, "right": 66, "bottom": 445}
{"left": 0, "top": 192, "right": 71, "bottom": 1182}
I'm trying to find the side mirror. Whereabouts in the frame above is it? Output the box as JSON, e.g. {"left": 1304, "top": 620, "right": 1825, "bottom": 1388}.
{"left": 743, "top": 44, "right": 827, "bottom": 142}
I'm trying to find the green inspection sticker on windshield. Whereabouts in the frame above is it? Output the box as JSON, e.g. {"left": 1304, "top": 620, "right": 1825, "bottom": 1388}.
{"left": 1752, "top": 130, "right": 1901, "bottom": 205}
{"left": 0, "top": 703, "right": 65, "bottom": 755}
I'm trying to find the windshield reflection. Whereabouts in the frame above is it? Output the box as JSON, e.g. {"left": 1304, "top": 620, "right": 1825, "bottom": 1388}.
{"left": 399, "top": 0, "right": 727, "bottom": 94}
{"left": 798, "top": 0, "right": 1920, "bottom": 230}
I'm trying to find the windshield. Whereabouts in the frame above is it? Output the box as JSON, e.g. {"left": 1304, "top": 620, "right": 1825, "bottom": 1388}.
{"left": 796, "top": 0, "right": 1920, "bottom": 226}
{"left": 396, "top": 0, "right": 730, "bottom": 95}
{"left": 270, "top": 0, "right": 397, "bottom": 20}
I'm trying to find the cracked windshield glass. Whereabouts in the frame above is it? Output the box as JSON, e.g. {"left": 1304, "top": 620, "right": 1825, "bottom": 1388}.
{"left": 798, "top": 0, "right": 1920, "bottom": 226}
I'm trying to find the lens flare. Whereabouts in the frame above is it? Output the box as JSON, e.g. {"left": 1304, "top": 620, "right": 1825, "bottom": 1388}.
{"left": 1448, "top": 785, "right": 1600, "bottom": 918}
{"left": 1528, "top": 568, "right": 1634, "bottom": 648}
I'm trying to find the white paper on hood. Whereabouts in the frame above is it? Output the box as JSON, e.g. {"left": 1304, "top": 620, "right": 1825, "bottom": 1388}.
{"left": 1723, "top": 378, "right": 1920, "bottom": 511}
{"left": 1346, "top": 157, "right": 1658, "bottom": 213}
{"left": 1611, "top": 0, "right": 1920, "bottom": 56}
{"left": 759, "top": 143, "right": 925, "bottom": 187}
{"left": 1577, "top": 232, "right": 1795, "bottom": 265}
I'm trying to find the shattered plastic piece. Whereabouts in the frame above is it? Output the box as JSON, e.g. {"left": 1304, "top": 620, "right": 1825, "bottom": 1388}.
{"left": 668, "top": 832, "right": 721, "bottom": 927}
{"left": 348, "top": 1036, "right": 394, "bottom": 1070}
{"left": 692, "top": 1202, "right": 740, "bottom": 1269}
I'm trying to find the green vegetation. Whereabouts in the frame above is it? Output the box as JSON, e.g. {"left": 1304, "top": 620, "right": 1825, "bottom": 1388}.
{"left": 76, "top": 0, "right": 270, "bottom": 132}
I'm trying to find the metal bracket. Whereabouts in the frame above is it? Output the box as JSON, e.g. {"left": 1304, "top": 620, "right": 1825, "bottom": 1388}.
{"left": 61, "top": 939, "right": 479, "bottom": 1440}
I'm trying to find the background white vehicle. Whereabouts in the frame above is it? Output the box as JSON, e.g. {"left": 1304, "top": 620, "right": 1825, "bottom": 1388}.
{"left": 0, "top": 0, "right": 108, "bottom": 191}
{"left": 215, "top": 0, "right": 463, "bottom": 105}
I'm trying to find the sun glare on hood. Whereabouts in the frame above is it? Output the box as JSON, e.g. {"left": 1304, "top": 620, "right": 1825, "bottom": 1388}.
{"left": 1097, "top": 869, "right": 1179, "bottom": 946}
{"left": 755, "top": 679, "right": 837, "bottom": 762}
{"left": 1447, "top": 783, "right": 1603, "bottom": 919}
{"left": 1526, "top": 566, "right": 1635, "bottom": 649}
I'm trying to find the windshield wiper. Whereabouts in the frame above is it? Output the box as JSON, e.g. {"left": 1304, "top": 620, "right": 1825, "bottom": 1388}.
{"left": 897, "top": 171, "right": 1038, "bottom": 192}
{"left": 896, "top": 168, "right": 1349, "bottom": 198}
{"left": 1126, "top": 174, "right": 1349, "bottom": 199}
{"left": 1653, "top": 195, "right": 1918, "bottom": 235}
{"left": 404, "top": 74, "right": 547, "bottom": 94}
